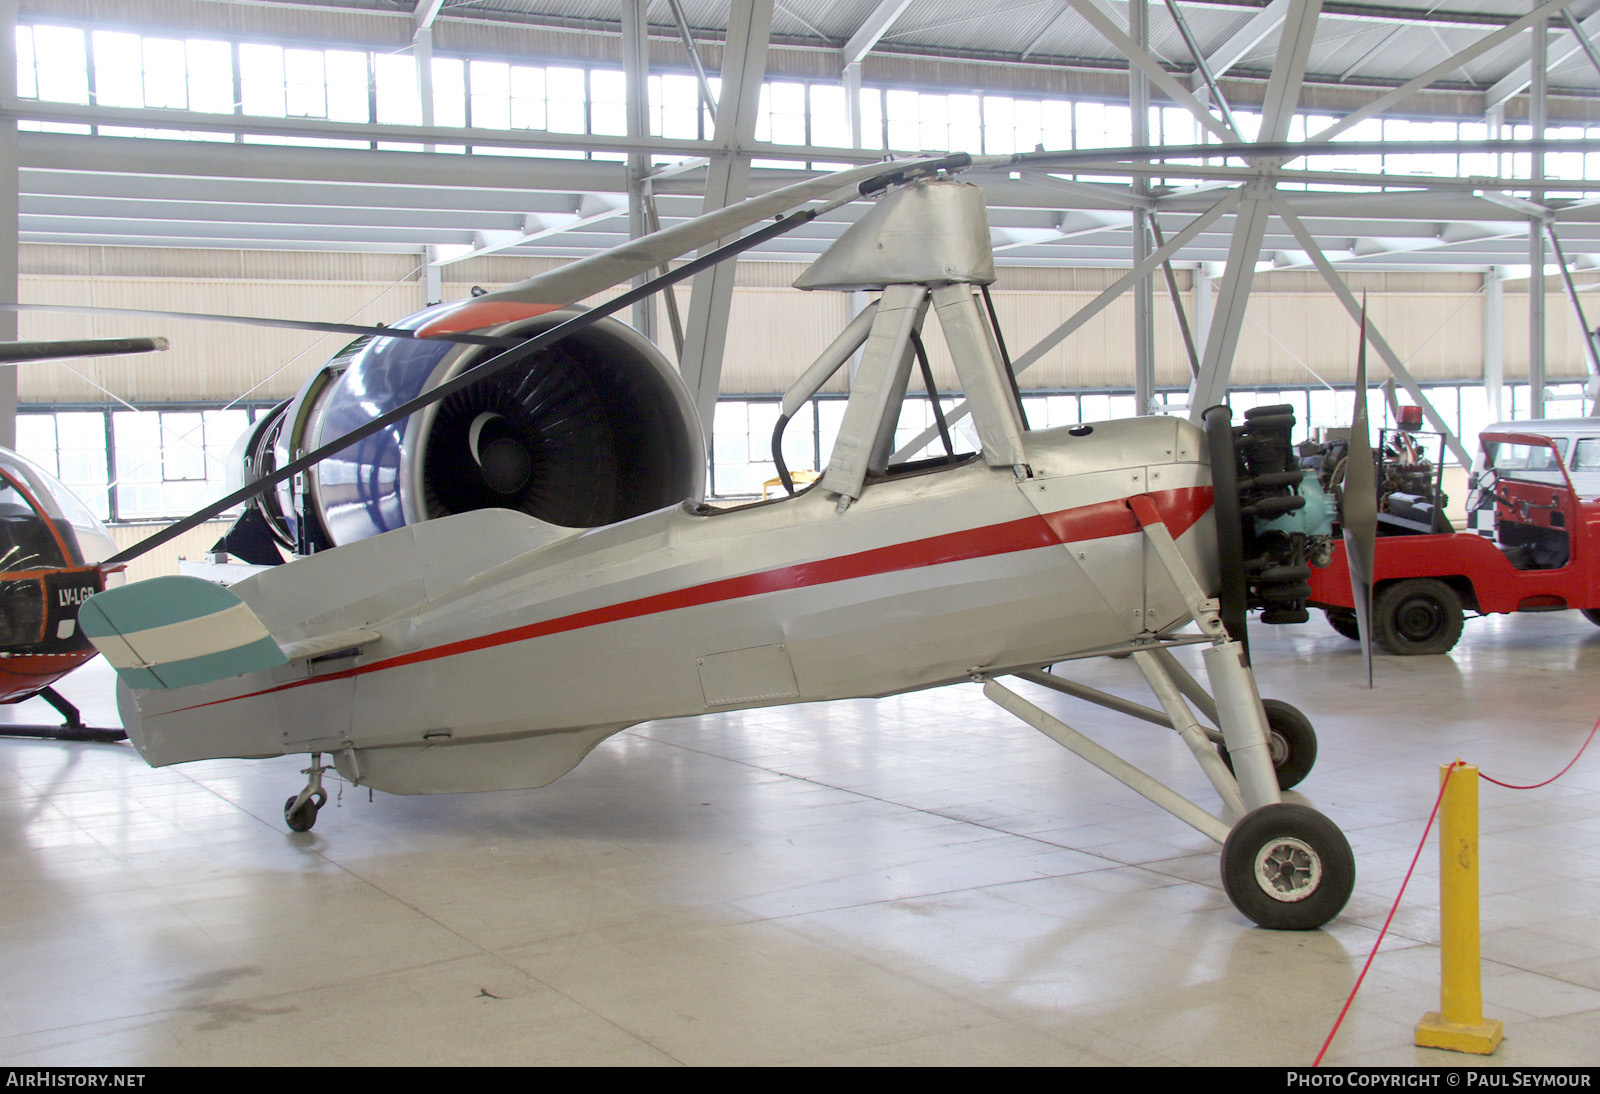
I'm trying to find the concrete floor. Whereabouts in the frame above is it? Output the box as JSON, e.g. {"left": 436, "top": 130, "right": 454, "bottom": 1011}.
{"left": 1, "top": 612, "right": 1597, "bottom": 1066}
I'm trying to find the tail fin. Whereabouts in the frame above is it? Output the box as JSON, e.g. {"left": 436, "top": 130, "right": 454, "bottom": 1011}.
{"left": 79, "top": 575, "right": 288, "bottom": 689}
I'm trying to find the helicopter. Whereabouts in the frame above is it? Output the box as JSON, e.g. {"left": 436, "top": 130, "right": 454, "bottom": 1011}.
{"left": 74, "top": 155, "right": 1367, "bottom": 931}
{"left": 0, "top": 338, "right": 168, "bottom": 741}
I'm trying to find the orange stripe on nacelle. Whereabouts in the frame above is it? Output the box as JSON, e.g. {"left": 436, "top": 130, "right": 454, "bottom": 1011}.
{"left": 414, "top": 300, "right": 563, "bottom": 339}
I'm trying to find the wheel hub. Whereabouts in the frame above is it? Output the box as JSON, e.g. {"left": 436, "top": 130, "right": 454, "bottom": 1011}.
{"left": 1267, "top": 729, "right": 1289, "bottom": 766}
{"left": 1253, "top": 835, "right": 1322, "bottom": 902}
{"left": 1396, "top": 598, "right": 1442, "bottom": 639}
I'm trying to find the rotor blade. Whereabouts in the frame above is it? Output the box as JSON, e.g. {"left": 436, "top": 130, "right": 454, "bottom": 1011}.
{"left": 0, "top": 336, "right": 168, "bottom": 363}
{"left": 466, "top": 155, "right": 961, "bottom": 313}
{"left": 0, "top": 303, "right": 521, "bottom": 348}
{"left": 1342, "top": 298, "right": 1378, "bottom": 688}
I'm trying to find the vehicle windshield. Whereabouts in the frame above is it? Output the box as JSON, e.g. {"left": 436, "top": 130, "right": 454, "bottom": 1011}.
{"left": 1494, "top": 438, "right": 1568, "bottom": 473}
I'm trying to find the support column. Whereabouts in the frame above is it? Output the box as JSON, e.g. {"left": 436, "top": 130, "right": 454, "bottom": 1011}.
{"left": 1485, "top": 268, "right": 1505, "bottom": 423}
{"left": 1190, "top": 184, "right": 1274, "bottom": 417}
{"left": 422, "top": 246, "right": 442, "bottom": 306}
{"left": 1530, "top": 1, "right": 1549, "bottom": 418}
{"left": 679, "top": 0, "right": 773, "bottom": 438}
{"left": 1130, "top": 0, "right": 1155, "bottom": 415}
{"left": 0, "top": 0, "right": 19, "bottom": 448}
{"left": 1194, "top": 263, "right": 1217, "bottom": 357}
{"left": 622, "top": 0, "right": 655, "bottom": 340}
{"left": 843, "top": 63, "right": 863, "bottom": 149}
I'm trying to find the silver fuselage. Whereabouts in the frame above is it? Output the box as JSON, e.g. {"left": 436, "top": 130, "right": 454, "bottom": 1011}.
{"left": 121, "top": 416, "right": 1215, "bottom": 793}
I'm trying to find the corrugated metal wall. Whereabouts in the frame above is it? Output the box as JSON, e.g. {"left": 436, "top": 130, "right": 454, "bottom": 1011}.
{"left": 20, "top": 245, "right": 1592, "bottom": 407}
{"left": 108, "top": 520, "right": 231, "bottom": 586}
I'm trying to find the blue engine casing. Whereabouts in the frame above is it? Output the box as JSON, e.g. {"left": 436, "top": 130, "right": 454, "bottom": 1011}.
{"left": 256, "top": 303, "right": 705, "bottom": 549}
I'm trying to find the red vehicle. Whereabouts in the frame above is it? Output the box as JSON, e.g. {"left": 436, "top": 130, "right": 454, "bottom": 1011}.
{"left": 1306, "top": 430, "right": 1600, "bottom": 654}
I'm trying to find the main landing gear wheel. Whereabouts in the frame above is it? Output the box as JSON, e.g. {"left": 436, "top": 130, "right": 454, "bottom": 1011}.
{"left": 1217, "top": 699, "right": 1319, "bottom": 791}
{"left": 1221, "top": 803, "right": 1354, "bottom": 930}
{"left": 1375, "top": 578, "right": 1464, "bottom": 655}
{"left": 284, "top": 791, "right": 326, "bottom": 833}
{"left": 1582, "top": 608, "right": 1600, "bottom": 627}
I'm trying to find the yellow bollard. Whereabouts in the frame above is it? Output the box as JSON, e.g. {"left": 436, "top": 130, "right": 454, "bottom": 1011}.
{"left": 1415, "top": 761, "right": 1503, "bottom": 1054}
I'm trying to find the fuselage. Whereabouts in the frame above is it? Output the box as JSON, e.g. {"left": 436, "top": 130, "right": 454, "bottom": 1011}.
{"left": 121, "top": 416, "right": 1217, "bottom": 793}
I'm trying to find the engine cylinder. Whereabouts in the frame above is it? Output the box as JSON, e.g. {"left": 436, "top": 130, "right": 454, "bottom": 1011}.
{"left": 261, "top": 303, "right": 704, "bottom": 549}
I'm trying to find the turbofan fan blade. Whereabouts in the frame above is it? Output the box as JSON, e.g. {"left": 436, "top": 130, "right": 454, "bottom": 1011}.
{"left": 1343, "top": 299, "right": 1378, "bottom": 687}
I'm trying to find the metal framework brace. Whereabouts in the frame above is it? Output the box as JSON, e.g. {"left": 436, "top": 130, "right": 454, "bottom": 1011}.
{"left": 1014, "top": 658, "right": 1242, "bottom": 818}
{"left": 982, "top": 674, "right": 1232, "bottom": 844}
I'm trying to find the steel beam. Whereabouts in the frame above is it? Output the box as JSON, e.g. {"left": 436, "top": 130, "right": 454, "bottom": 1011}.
{"left": 1259, "top": 0, "right": 1322, "bottom": 144}
{"left": 679, "top": 0, "right": 773, "bottom": 438}
{"left": 667, "top": 0, "right": 718, "bottom": 123}
{"left": 1532, "top": 1, "right": 1549, "bottom": 419}
{"left": 1485, "top": 268, "right": 1505, "bottom": 422}
{"left": 844, "top": 0, "right": 913, "bottom": 65}
{"left": 623, "top": 0, "right": 654, "bottom": 339}
{"left": 1487, "top": 6, "right": 1600, "bottom": 109}
{"left": 1193, "top": 0, "right": 1290, "bottom": 90}
{"left": 1164, "top": 0, "right": 1241, "bottom": 138}
{"left": 1060, "top": 0, "right": 1237, "bottom": 144}
{"left": 0, "top": 0, "right": 16, "bottom": 447}
{"left": 1131, "top": 0, "right": 1155, "bottom": 415}
{"left": 1311, "top": 0, "right": 1579, "bottom": 144}
{"left": 1274, "top": 196, "right": 1474, "bottom": 469}
{"left": 1189, "top": 183, "right": 1274, "bottom": 418}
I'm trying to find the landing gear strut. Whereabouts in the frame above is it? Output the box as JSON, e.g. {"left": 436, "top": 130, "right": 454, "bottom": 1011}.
{"left": 985, "top": 462, "right": 1355, "bottom": 930}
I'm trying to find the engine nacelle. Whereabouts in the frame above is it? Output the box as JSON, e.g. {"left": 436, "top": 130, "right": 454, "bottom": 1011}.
{"left": 239, "top": 302, "right": 704, "bottom": 552}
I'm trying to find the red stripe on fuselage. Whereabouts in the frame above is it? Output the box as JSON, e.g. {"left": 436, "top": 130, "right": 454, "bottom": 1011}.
{"left": 163, "top": 485, "right": 1211, "bottom": 713}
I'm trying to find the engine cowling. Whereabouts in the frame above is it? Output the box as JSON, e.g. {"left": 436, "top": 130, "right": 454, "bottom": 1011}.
{"left": 241, "top": 302, "right": 704, "bottom": 552}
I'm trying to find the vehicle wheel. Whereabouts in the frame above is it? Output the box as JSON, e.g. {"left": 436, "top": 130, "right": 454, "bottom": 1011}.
{"left": 284, "top": 791, "right": 324, "bottom": 833}
{"left": 1582, "top": 608, "right": 1600, "bottom": 627}
{"left": 1220, "top": 804, "right": 1355, "bottom": 930}
{"left": 1324, "top": 608, "right": 1360, "bottom": 642}
{"left": 1215, "top": 699, "right": 1319, "bottom": 791}
{"left": 1374, "top": 578, "right": 1463, "bottom": 655}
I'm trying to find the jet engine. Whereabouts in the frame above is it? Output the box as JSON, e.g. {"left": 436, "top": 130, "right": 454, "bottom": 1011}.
{"left": 227, "top": 302, "right": 704, "bottom": 556}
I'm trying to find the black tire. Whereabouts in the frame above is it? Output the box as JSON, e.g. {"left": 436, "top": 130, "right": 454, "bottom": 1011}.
{"left": 1221, "top": 803, "right": 1355, "bottom": 930}
{"left": 1216, "top": 699, "right": 1319, "bottom": 791}
{"left": 1324, "top": 608, "right": 1361, "bottom": 642}
{"left": 1581, "top": 608, "right": 1600, "bottom": 627}
{"left": 1374, "top": 578, "right": 1464, "bottom": 655}
{"left": 284, "top": 792, "right": 324, "bottom": 833}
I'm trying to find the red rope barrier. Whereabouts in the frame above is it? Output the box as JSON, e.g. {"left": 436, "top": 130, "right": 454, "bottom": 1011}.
{"left": 1313, "top": 709, "right": 1600, "bottom": 1064}
{"left": 1313, "top": 762, "right": 1462, "bottom": 1067}
{"left": 1479, "top": 711, "right": 1600, "bottom": 790}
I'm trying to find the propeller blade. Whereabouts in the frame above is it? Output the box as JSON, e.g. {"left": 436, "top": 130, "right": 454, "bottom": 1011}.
{"left": 1342, "top": 298, "right": 1379, "bottom": 687}
{"left": 0, "top": 336, "right": 168, "bottom": 363}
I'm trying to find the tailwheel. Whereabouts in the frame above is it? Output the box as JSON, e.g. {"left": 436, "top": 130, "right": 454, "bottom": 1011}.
{"left": 1221, "top": 803, "right": 1354, "bottom": 930}
{"left": 283, "top": 753, "right": 332, "bottom": 832}
{"left": 284, "top": 790, "right": 326, "bottom": 833}
{"left": 1216, "top": 699, "right": 1318, "bottom": 791}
